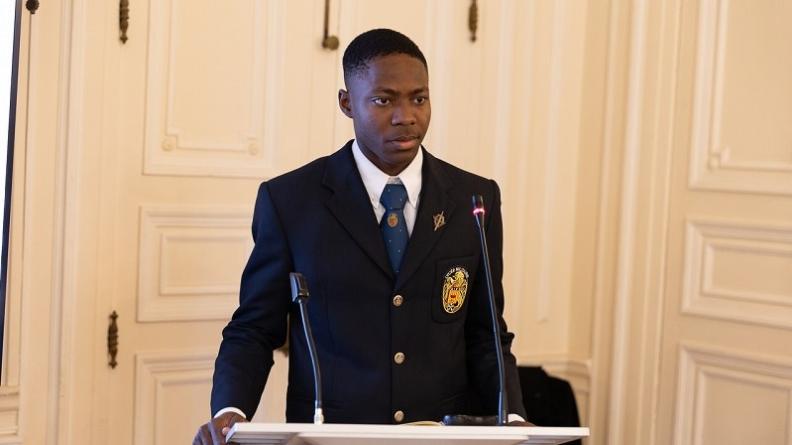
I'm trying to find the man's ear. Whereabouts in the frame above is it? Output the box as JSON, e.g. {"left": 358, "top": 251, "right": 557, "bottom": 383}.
{"left": 338, "top": 89, "right": 353, "bottom": 118}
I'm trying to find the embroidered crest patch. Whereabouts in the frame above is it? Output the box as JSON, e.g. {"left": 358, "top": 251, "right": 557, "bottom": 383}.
{"left": 442, "top": 267, "right": 469, "bottom": 314}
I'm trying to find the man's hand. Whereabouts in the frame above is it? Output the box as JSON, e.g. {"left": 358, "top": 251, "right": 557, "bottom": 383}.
{"left": 193, "top": 412, "right": 246, "bottom": 445}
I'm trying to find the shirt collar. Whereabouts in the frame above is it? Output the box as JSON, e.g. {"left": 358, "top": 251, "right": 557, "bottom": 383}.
{"left": 352, "top": 139, "right": 423, "bottom": 208}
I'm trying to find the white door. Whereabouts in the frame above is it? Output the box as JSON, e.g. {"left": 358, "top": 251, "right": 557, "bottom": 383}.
{"left": 88, "top": 1, "right": 334, "bottom": 443}
{"left": 79, "top": 2, "right": 507, "bottom": 444}
{"left": 605, "top": 1, "right": 792, "bottom": 444}
{"left": 657, "top": 1, "right": 792, "bottom": 443}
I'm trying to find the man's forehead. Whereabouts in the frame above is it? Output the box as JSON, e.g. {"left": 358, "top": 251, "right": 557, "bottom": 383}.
{"left": 350, "top": 79, "right": 429, "bottom": 96}
{"left": 349, "top": 53, "right": 426, "bottom": 77}
{"left": 347, "top": 55, "right": 428, "bottom": 91}
{"left": 365, "top": 52, "right": 426, "bottom": 68}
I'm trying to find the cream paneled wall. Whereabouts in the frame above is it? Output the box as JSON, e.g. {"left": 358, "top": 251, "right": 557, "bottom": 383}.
{"left": 4, "top": 2, "right": 598, "bottom": 444}
{"left": 12, "top": 0, "right": 792, "bottom": 444}
{"left": 591, "top": 1, "right": 792, "bottom": 445}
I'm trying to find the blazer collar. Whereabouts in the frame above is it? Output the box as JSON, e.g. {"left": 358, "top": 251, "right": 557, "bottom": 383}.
{"left": 323, "top": 141, "right": 394, "bottom": 279}
{"left": 394, "top": 150, "right": 455, "bottom": 289}
{"left": 322, "top": 141, "right": 456, "bottom": 287}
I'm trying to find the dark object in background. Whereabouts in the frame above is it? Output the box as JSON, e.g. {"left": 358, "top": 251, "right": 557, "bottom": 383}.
{"left": 519, "top": 366, "right": 582, "bottom": 445}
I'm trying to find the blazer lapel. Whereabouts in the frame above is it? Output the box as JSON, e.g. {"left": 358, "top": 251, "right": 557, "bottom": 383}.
{"left": 323, "top": 142, "right": 394, "bottom": 280}
{"left": 395, "top": 151, "right": 456, "bottom": 290}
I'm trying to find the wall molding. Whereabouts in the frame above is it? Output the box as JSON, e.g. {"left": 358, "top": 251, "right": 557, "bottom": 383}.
{"left": 134, "top": 350, "right": 216, "bottom": 445}
{"left": 683, "top": 218, "right": 792, "bottom": 329}
{"left": 49, "top": 0, "right": 92, "bottom": 443}
{"left": 587, "top": 0, "right": 633, "bottom": 442}
{"left": 143, "top": 0, "right": 283, "bottom": 178}
{"left": 673, "top": 342, "right": 792, "bottom": 445}
{"left": 0, "top": 388, "right": 19, "bottom": 437}
{"left": 688, "top": 0, "right": 792, "bottom": 195}
{"left": 598, "top": 0, "right": 684, "bottom": 443}
{"left": 605, "top": 0, "right": 650, "bottom": 442}
{"left": 138, "top": 205, "right": 252, "bottom": 322}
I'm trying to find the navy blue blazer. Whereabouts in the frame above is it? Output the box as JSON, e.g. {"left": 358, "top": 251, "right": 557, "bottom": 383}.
{"left": 211, "top": 141, "right": 526, "bottom": 423}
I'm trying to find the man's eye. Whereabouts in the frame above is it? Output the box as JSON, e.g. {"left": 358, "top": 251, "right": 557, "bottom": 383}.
{"left": 372, "top": 97, "right": 390, "bottom": 105}
{"left": 414, "top": 96, "right": 428, "bottom": 104}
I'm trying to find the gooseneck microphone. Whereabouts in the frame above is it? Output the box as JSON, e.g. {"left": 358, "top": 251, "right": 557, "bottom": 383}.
{"left": 472, "top": 195, "right": 508, "bottom": 426}
{"left": 289, "top": 272, "right": 324, "bottom": 424}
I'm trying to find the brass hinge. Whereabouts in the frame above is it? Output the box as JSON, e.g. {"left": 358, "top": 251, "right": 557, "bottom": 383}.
{"left": 321, "top": 0, "right": 339, "bottom": 50}
{"left": 468, "top": 0, "right": 479, "bottom": 43}
{"left": 108, "top": 311, "right": 119, "bottom": 368}
{"left": 119, "top": 0, "right": 130, "bottom": 43}
{"left": 25, "top": 0, "right": 39, "bottom": 14}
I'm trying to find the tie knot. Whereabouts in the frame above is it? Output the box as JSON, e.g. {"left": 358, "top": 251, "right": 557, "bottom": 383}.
{"left": 380, "top": 183, "right": 408, "bottom": 210}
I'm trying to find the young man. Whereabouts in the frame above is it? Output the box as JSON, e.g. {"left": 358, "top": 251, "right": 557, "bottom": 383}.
{"left": 194, "top": 28, "right": 526, "bottom": 445}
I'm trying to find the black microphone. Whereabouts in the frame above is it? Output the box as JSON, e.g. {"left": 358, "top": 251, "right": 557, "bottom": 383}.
{"left": 289, "top": 272, "right": 324, "bottom": 424}
{"left": 472, "top": 194, "right": 508, "bottom": 426}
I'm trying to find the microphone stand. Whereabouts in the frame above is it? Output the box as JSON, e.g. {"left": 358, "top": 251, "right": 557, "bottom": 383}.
{"left": 472, "top": 195, "right": 507, "bottom": 426}
{"left": 290, "top": 272, "right": 324, "bottom": 424}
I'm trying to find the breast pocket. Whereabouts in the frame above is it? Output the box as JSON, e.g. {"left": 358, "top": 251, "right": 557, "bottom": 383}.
{"left": 432, "top": 255, "right": 479, "bottom": 323}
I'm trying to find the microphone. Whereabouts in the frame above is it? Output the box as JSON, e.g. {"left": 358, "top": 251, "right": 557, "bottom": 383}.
{"left": 289, "top": 272, "right": 324, "bottom": 424}
{"left": 472, "top": 194, "right": 508, "bottom": 426}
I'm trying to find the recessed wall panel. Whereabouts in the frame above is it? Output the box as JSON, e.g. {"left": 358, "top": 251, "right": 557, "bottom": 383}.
{"left": 683, "top": 219, "right": 792, "bottom": 328}
{"left": 134, "top": 351, "right": 215, "bottom": 445}
{"left": 688, "top": 0, "right": 792, "bottom": 194}
{"left": 138, "top": 206, "right": 252, "bottom": 321}
{"left": 144, "top": 0, "right": 282, "bottom": 177}
{"left": 698, "top": 372, "right": 788, "bottom": 445}
{"left": 674, "top": 344, "right": 792, "bottom": 445}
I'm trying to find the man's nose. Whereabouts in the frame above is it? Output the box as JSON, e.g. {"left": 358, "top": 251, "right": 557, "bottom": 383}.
{"left": 391, "top": 104, "right": 416, "bottom": 125}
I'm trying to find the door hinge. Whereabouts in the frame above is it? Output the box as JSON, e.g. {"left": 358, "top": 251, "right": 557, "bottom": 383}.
{"left": 119, "top": 0, "right": 130, "bottom": 43}
{"left": 25, "top": 0, "right": 39, "bottom": 14}
{"left": 321, "top": 0, "right": 339, "bottom": 50}
{"left": 468, "top": 0, "right": 479, "bottom": 43}
{"left": 108, "top": 311, "right": 119, "bottom": 368}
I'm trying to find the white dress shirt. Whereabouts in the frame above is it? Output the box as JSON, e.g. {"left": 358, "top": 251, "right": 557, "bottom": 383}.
{"left": 351, "top": 139, "right": 422, "bottom": 234}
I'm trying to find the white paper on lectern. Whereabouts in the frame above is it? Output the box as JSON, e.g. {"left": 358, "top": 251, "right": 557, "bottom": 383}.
{"left": 227, "top": 422, "right": 589, "bottom": 445}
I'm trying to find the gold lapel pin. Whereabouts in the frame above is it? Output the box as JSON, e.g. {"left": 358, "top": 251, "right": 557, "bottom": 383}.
{"left": 433, "top": 211, "right": 446, "bottom": 232}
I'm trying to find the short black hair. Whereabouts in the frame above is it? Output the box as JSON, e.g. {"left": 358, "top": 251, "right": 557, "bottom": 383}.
{"left": 342, "top": 28, "right": 428, "bottom": 84}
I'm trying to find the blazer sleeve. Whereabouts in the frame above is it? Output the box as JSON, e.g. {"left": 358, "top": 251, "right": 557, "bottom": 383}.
{"left": 464, "top": 179, "right": 527, "bottom": 419}
{"left": 210, "top": 182, "right": 293, "bottom": 418}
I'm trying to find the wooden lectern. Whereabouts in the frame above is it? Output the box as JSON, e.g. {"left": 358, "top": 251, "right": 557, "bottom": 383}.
{"left": 227, "top": 423, "right": 589, "bottom": 445}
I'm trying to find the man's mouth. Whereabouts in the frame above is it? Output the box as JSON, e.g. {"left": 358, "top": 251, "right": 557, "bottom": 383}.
{"left": 388, "top": 136, "right": 420, "bottom": 150}
{"left": 390, "top": 135, "right": 419, "bottom": 143}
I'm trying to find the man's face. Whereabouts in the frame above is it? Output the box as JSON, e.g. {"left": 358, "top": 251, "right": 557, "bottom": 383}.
{"left": 339, "top": 53, "right": 431, "bottom": 176}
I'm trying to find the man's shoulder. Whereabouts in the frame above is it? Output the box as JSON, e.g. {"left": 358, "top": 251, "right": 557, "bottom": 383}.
{"left": 265, "top": 142, "right": 353, "bottom": 191}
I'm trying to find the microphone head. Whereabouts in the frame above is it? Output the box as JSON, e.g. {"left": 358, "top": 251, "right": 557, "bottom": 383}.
{"left": 472, "top": 195, "right": 485, "bottom": 215}
{"left": 290, "top": 272, "right": 310, "bottom": 302}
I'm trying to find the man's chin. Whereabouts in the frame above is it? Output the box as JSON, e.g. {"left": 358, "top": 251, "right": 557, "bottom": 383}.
{"left": 387, "top": 145, "right": 420, "bottom": 163}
